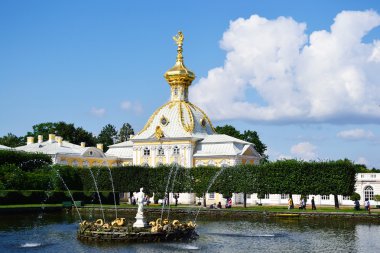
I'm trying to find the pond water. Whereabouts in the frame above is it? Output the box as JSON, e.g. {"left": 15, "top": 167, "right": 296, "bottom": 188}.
{"left": 1, "top": 211, "right": 380, "bottom": 252}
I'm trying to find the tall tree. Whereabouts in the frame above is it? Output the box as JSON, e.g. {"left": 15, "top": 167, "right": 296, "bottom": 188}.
{"left": 97, "top": 124, "right": 118, "bottom": 151}
{"left": 118, "top": 123, "right": 135, "bottom": 143}
{"left": 0, "top": 133, "right": 24, "bottom": 147}
{"left": 25, "top": 122, "right": 96, "bottom": 146}
{"left": 242, "top": 130, "right": 268, "bottom": 160}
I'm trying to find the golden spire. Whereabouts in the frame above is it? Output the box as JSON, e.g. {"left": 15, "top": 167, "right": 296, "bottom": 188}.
{"left": 173, "top": 31, "right": 184, "bottom": 62}
{"left": 164, "top": 31, "right": 195, "bottom": 102}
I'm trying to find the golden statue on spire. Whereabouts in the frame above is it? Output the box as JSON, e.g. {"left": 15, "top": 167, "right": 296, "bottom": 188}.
{"left": 172, "top": 31, "right": 184, "bottom": 61}
{"left": 173, "top": 31, "right": 184, "bottom": 47}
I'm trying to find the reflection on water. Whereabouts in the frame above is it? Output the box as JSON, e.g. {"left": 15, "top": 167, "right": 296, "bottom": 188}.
{"left": 0, "top": 212, "right": 380, "bottom": 252}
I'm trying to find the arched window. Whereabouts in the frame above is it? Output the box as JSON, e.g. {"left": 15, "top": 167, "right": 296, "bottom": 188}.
{"left": 364, "top": 185, "right": 374, "bottom": 200}
{"left": 82, "top": 161, "right": 89, "bottom": 167}
{"left": 158, "top": 146, "right": 164, "bottom": 156}
{"left": 143, "top": 147, "right": 150, "bottom": 156}
{"left": 173, "top": 146, "right": 180, "bottom": 155}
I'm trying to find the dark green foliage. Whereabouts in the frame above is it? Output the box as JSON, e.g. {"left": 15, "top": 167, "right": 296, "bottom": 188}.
{"left": 0, "top": 133, "right": 24, "bottom": 147}
{"left": 97, "top": 124, "right": 118, "bottom": 151}
{"left": 26, "top": 122, "right": 96, "bottom": 147}
{"left": 0, "top": 154, "right": 357, "bottom": 205}
{"left": 350, "top": 192, "right": 361, "bottom": 201}
{"left": 0, "top": 150, "right": 52, "bottom": 171}
{"left": 118, "top": 123, "right": 135, "bottom": 143}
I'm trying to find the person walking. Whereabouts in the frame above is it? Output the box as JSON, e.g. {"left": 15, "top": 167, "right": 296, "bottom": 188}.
{"left": 288, "top": 198, "right": 293, "bottom": 210}
{"left": 365, "top": 198, "right": 371, "bottom": 213}
{"left": 311, "top": 196, "right": 317, "bottom": 210}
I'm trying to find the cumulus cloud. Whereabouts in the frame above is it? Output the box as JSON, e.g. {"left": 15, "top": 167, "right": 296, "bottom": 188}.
{"left": 190, "top": 10, "right": 380, "bottom": 123}
{"left": 337, "top": 128, "right": 375, "bottom": 140}
{"left": 120, "top": 100, "right": 143, "bottom": 115}
{"left": 290, "top": 142, "right": 317, "bottom": 161}
{"left": 90, "top": 107, "right": 106, "bottom": 117}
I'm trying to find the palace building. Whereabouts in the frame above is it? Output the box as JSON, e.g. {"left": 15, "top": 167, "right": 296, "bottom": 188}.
{"left": 106, "top": 31, "right": 261, "bottom": 169}
{"left": 16, "top": 134, "right": 120, "bottom": 167}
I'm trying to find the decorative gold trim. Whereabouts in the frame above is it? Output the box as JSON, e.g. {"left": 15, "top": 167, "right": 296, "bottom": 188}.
{"left": 178, "top": 101, "right": 194, "bottom": 132}
{"left": 136, "top": 101, "right": 173, "bottom": 135}
{"left": 188, "top": 102, "right": 216, "bottom": 132}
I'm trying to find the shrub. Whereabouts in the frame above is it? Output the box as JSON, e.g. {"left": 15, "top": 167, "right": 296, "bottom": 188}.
{"left": 350, "top": 192, "right": 361, "bottom": 201}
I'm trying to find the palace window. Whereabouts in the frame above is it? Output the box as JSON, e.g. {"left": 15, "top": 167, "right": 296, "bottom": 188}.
{"left": 281, "top": 194, "right": 289, "bottom": 200}
{"left": 157, "top": 146, "right": 165, "bottom": 156}
{"left": 343, "top": 196, "right": 350, "bottom": 200}
{"left": 364, "top": 186, "right": 374, "bottom": 200}
{"left": 72, "top": 160, "right": 78, "bottom": 167}
{"left": 264, "top": 194, "right": 270, "bottom": 199}
{"left": 321, "top": 195, "right": 330, "bottom": 200}
{"left": 142, "top": 162, "right": 149, "bottom": 167}
{"left": 174, "top": 88, "right": 178, "bottom": 96}
{"left": 82, "top": 161, "right": 89, "bottom": 167}
{"left": 208, "top": 192, "right": 215, "bottom": 199}
{"left": 173, "top": 146, "right": 180, "bottom": 155}
{"left": 143, "top": 147, "right": 150, "bottom": 156}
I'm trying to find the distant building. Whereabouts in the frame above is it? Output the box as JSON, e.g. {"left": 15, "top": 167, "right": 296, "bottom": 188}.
{"left": 16, "top": 134, "right": 120, "bottom": 167}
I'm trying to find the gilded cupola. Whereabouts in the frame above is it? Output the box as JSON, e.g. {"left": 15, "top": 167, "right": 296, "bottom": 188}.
{"left": 133, "top": 32, "right": 215, "bottom": 140}
{"left": 164, "top": 31, "right": 195, "bottom": 102}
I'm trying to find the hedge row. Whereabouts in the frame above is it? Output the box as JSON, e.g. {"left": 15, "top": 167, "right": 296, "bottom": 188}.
{"left": 0, "top": 150, "right": 52, "bottom": 171}
{"left": 0, "top": 190, "right": 119, "bottom": 205}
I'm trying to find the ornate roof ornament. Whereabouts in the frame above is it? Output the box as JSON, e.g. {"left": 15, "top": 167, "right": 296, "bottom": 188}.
{"left": 164, "top": 31, "right": 195, "bottom": 98}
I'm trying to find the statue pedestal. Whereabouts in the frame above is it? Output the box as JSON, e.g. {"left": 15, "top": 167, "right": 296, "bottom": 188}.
{"left": 133, "top": 212, "right": 147, "bottom": 228}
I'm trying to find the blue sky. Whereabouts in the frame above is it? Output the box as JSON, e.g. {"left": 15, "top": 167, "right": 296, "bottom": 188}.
{"left": 1, "top": 1, "right": 380, "bottom": 168}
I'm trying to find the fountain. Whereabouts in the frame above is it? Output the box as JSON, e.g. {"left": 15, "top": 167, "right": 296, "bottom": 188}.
{"left": 77, "top": 187, "right": 198, "bottom": 243}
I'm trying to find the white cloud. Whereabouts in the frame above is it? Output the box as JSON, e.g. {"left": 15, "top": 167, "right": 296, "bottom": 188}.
{"left": 356, "top": 157, "right": 370, "bottom": 167}
{"left": 90, "top": 107, "right": 106, "bottom": 117}
{"left": 190, "top": 10, "right": 380, "bottom": 123}
{"left": 290, "top": 142, "right": 317, "bottom": 161}
{"left": 120, "top": 100, "right": 143, "bottom": 115}
{"left": 337, "top": 128, "right": 375, "bottom": 140}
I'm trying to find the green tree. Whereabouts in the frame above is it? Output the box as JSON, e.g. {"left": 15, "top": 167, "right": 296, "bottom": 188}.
{"left": 72, "top": 127, "right": 96, "bottom": 147}
{"left": 97, "top": 124, "right": 118, "bottom": 151}
{"left": 0, "top": 133, "right": 24, "bottom": 147}
{"left": 215, "top": 125, "right": 242, "bottom": 139}
{"left": 26, "top": 122, "right": 96, "bottom": 146}
{"left": 118, "top": 123, "right": 134, "bottom": 143}
{"left": 242, "top": 130, "right": 268, "bottom": 159}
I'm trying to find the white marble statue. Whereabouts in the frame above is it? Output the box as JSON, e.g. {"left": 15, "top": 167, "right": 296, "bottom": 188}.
{"left": 136, "top": 187, "right": 144, "bottom": 214}
{"left": 133, "top": 187, "right": 147, "bottom": 228}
